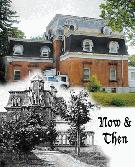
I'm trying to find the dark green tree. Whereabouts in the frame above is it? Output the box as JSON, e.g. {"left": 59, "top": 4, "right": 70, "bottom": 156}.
{"left": 100, "top": 0, "right": 135, "bottom": 45}
{"left": 0, "top": 0, "right": 18, "bottom": 56}
{"left": 61, "top": 90, "right": 94, "bottom": 156}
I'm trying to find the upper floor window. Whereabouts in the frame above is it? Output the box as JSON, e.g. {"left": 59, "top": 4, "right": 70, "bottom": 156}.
{"left": 40, "top": 46, "right": 50, "bottom": 57}
{"left": 82, "top": 39, "right": 93, "bottom": 52}
{"left": 13, "top": 45, "right": 23, "bottom": 55}
{"left": 11, "top": 96, "right": 21, "bottom": 107}
{"left": 109, "top": 41, "right": 119, "bottom": 54}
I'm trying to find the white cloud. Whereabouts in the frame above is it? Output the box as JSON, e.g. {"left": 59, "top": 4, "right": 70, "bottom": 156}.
{"left": 11, "top": 0, "right": 103, "bottom": 37}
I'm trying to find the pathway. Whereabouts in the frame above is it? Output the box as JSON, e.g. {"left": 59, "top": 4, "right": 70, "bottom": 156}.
{"left": 33, "top": 149, "right": 96, "bottom": 167}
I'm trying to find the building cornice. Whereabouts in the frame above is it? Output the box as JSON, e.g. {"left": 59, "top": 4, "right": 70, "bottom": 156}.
{"left": 65, "top": 31, "right": 125, "bottom": 39}
{"left": 5, "top": 56, "right": 53, "bottom": 63}
{"left": 60, "top": 52, "right": 128, "bottom": 61}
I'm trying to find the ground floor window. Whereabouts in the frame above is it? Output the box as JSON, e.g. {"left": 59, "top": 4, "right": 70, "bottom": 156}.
{"left": 14, "top": 70, "right": 21, "bottom": 81}
{"left": 110, "top": 67, "right": 116, "bottom": 81}
{"left": 131, "top": 72, "right": 135, "bottom": 80}
{"left": 83, "top": 68, "right": 90, "bottom": 80}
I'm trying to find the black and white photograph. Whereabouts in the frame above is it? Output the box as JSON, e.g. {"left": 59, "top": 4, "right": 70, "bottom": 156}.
{"left": 0, "top": 0, "right": 135, "bottom": 167}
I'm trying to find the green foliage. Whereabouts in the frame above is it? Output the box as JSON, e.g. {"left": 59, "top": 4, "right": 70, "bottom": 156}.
{"left": 129, "top": 55, "right": 135, "bottom": 67}
{"left": 100, "top": 0, "right": 135, "bottom": 45}
{"left": 30, "top": 34, "right": 45, "bottom": 40}
{"left": 0, "top": 0, "right": 18, "bottom": 56}
{"left": 111, "top": 98, "right": 127, "bottom": 106}
{"left": 67, "top": 126, "right": 87, "bottom": 146}
{"left": 92, "top": 92, "right": 135, "bottom": 107}
{"left": 8, "top": 27, "right": 26, "bottom": 38}
{"left": 87, "top": 75, "right": 102, "bottom": 92}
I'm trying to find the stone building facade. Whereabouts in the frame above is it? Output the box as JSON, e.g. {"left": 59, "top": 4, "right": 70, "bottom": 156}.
{"left": 5, "top": 14, "right": 129, "bottom": 92}
{"left": 4, "top": 75, "right": 94, "bottom": 146}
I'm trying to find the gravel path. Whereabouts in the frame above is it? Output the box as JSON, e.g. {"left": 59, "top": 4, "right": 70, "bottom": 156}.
{"left": 33, "top": 150, "right": 96, "bottom": 167}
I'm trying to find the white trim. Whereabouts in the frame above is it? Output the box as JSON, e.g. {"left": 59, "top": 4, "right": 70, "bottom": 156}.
{"left": 60, "top": 52, "right": 128, "bottom": 61}
{"left": 6, "top": 56, "right": 53, "bottom": 63}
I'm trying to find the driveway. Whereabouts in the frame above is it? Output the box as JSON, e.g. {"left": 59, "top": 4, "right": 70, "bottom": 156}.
{"left": 33, "top": 149, "right": 96, "bottom": 167}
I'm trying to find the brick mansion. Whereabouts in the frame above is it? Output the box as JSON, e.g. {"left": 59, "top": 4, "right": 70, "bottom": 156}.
{"left": 5, "top": 14, "right": 129, "bottom": 93}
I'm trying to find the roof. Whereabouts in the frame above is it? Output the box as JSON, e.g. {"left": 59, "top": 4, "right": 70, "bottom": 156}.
{"left": 8, "top": 37, "right": 52, "bottom": 43}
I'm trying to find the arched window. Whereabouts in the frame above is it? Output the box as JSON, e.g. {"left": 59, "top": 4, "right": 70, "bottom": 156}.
{"left": 109, "top": 41, "right": 119, "bottom": 53}
{"left": 40, "top": 46, "right": 50, "bottom": 57}
{"left": 82, "top": 39, "right": 93, "bottom": 52}
{"left": 13, "top": 45, "right": 23, "bottom": 55}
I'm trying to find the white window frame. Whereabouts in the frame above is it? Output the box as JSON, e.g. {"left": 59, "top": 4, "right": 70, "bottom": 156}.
{"left": 13, "top": 70, "right": 21, "bottom": 81}
{"left": 110, "top": 67, "right": 116, "bottom": 81}
{"left": 82, "top": 39, "right": 93, "bottom": 52}
{"left": 13, "top": 45, "right": 24, "bottom": 55}
{"left": 83, "top": 68, "right": 90, "bottom": 80}
{"left": 40, "top": 46, "right": 50, "bottom": 57}
{"left": 109, "top": 41, "right": 119, "bottom": 54}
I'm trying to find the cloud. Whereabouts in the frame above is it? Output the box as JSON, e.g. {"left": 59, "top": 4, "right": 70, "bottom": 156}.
{"left": 11, "top": 0, "right": 103, "bottom": 37}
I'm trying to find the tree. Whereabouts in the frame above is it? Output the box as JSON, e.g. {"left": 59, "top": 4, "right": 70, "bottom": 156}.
{"left": 129, "top": 55, "right": 135, "bottom": 67}
{"left": 61, "top": 90, "right": 94, "bottom": 156}
{"left": 87, "top": 75, "right": 102, "bottom": 92}
{"left": 46, "top": 120, "right": 57, "bottom": 150}
{"left": 0, "top": 0, "right": 18, "bottom": 56}
{"left": 8, "top": 27, "right": 26, "bottom": 38}
{"left": 100, "top": 1, "right": 135, "bottom": 45}
{"left": 30, "top": 34, "right": 45, "bottom": 40}
{"left": 67, "top": 126, "right": 87, "bottom": 147}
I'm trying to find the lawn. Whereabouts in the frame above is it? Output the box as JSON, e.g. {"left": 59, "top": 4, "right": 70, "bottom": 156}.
{"left": 59, "top": 149, "right": 108, "bottom": 167}
{"left": 91, "top": 92, "right": 135, "bottom": 107}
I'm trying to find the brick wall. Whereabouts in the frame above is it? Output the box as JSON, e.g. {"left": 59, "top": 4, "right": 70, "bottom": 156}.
{"left": 60, "top": 58, "right": 128, "bottom": 87}
{"left": 6, "top": 61, "right": 53, "bottom": 81}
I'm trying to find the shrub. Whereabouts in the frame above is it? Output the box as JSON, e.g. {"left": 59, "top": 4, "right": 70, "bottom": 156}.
{"left": 87, "top": 75, "right": 102, "bottom": 92}
{"left": 111, "top": 98, "right": 127, "bottom": 106}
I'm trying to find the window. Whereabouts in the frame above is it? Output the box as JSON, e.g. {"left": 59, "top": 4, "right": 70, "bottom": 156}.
{"left": 83, "top": 39, "right": 93, "bottom": 52}
{"left": 109, "top": 41, "right": 119, "bottom": 53}
{"left": 110, "top": 67, "right": 116, "bottom": 81}
{"left": 40, "top": 46, "right": 50, "bottom": 57}
{"left": 131, "top": 72, "right": 135, "bottom": 80}
{"left": 14, "top": 70, "right": 21, "bottom": 80}
{"left": 13, "top": 45, "right": 23, "bottom": 55}
{"left": 83, "top": 68, "right": 90, "bottom": 80}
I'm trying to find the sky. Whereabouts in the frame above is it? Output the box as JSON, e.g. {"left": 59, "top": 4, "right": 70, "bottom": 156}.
{"left": 10, "top": 0, "right": 134, "bottom": 55}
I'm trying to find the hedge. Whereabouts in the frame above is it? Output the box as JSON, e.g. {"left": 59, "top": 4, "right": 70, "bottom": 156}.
{"left": 91, "top": 92, "right": 135, "bottom": 107}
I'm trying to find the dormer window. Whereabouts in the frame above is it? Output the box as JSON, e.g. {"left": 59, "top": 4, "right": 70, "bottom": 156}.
{"left": 13, "top": 45, "right": 23, "bottom": 55}
{"left": 82, "top": 39, "right": 93, "bottom": 52}
{"left": 40, "top": 46, "right": 50, "bottom": 57}
{"left": 109, "top": 41, "right": 119, "bottom": 54}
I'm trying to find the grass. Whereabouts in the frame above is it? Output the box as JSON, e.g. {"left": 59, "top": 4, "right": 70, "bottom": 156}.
{"left": 91, "top": 92, "right": 135, "bottom": 107}
{"left": 59, "top": 149, "right": 108, "bottom": 167}
{"left": 0, "top": 151, "right": 51, "bottom": 167}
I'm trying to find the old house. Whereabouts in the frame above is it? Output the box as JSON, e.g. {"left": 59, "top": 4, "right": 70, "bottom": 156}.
{"left": 5, "top": 14, "right": 129, "bottom": 92}
{"left": 4, "top": 75, "right": 95, "bottom": 147}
